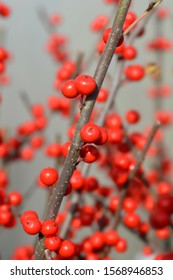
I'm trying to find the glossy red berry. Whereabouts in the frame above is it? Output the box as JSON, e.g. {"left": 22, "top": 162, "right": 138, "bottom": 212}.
{"left": 124, "top": 213, "right": 140, "bottom": 228}
{"left": 80, "top": 123, "right": 101, "bottom": 143}
{"left": 20, "top": 210, "right": 39, "bottom": 224}
{"left": 124, "top": 65, "right": 145, "bottom": 81}
{"left": 115, "top": 238, "right": 127, "bottom": 253}
{"left": 41, "top": 220, "right": 59, "bottom": 237}
{"left": 123, "top": 197, "right": 137, "bottom": 212}
{"left": 59, "top": 240, "right": 75, "bottom": 258}
{"left": 22, "top": 217, "right": 41, "bottom": 235}
{"left": 95, "top": 126, "right": 108, "bottom": 145}
{"left": 40, "top": 167, "right": 58, "bottom": 186}
{"left": 70, "top": 169, "right": 84, "bottom": 190}
{"left": 75, "top": 75, "right": 96, "bottom": 96}
{"left": 103, "top": 230, "right": 119, "bottom": 246}
{"left": 44, "top": 236, "right": 62, "bottom": 251}
{"left": 156, "top": 228, "right": 170, "bottom": 239}
{"left": 80, "top": 144, "right": 99, "bottom": 163}
{"left": 0, "top": 210, "right": 12, "bottom": 225}
{"left": 61, "top": 80, "right": 78, "bottom": 98}
{"left": 90, "top": 231, "right": 104, "bottom": 249}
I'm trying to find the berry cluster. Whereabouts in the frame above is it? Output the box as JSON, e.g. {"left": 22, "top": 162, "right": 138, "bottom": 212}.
{"left": 0, "top": 0, "right": 173, "bottom": 262}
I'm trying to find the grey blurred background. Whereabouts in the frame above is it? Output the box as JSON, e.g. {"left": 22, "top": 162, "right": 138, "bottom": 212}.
{"left": 0, "top": 0, "right": 173, "bottom": 259}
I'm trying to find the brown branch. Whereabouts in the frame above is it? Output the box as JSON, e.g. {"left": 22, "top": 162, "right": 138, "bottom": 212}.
{"left": 34, "top": 0, "right": 132, "bottom": 260}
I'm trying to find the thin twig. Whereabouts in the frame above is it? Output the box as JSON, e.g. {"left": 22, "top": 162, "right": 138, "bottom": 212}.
{"left": 123, "top": 0, "right": 163, "bottom": 36}
{"left": 20, "top": 91, "right": 32, "bottom": 114}
{"left": 37, "top": 6, "right": 55, "bottom": 34}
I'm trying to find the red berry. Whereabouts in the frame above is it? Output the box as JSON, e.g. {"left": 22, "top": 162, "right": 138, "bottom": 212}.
{"left": 124, "top": 213, "right": 140, "bottom": 228}
{"left": 156, "top": 228, "right": 170, "bottom": 239}
{"left": 75, "top": 75, "right": 96, "bottom": 96}
{"left": 40, "top": 167, "right": 58, "bottom": 186}
{"left": 20, "top": 210, "right": 38, "bottom": 224}
{"left": 104, "top": 230, "right": 119, "bottom": 246}
{"left": 31, "top": 104, "right": 44, "bottom": 118}
{"left": 124, "top": 65, "right": 145, "bottom": 81}
{"left": 85, "top": 253, "right": 99, "bottom": 260}
{"left": 122, "top": 46, "right": 137, "bottom": 60}
{"left": 61, "top": 80, "right": 78, "bottom": 98}
{"left": 45, "top": 143, "right": 62, "bottom": 157}
{"left": 90, "top": 15, "right": 108, "bottom": 32}
{"left": 90, "top": 231, "right": 104, "bottom": 249}
{"left": 126, "top": 110, "right": 140, "bottom": 124}
{"left": 30, "top": 136, "right": 44, "bottom": 149}
{"left": 95, "top": 126, "right": 108, "bottom": 145}
{"left": 0, "top": 47, "right": 8, "bottom": 61}
{"left": 156, "top": 195, "right": 173, "bottom": 214}
{"left": 20, "top": 147, "right": 34, "bottom": 161}
{"left": 157, "top": 182, "right": 171, "bottom": 194}
{"left": 109, "top": 196, "right": 119, "bottom": 212}
{"left": 64, "top": 183, "right": 72, "bottom": 196}
{"left": 97, "top": 88, "right": 109, "bottom": 102}
{"left": 105, "top": 112, "right": 122, "bottom": 129}
{"left": 70, "top": 169, "right": 84, "bottom": 190}
{"left": 123, "top": 197, "right": 137, "bottom": 212}
{"left": 80, "top": 123, "right": 101, "bottom": 143}
{"left": 150, "top": 209, "right": 171, "bottom": 229}
{"left": 84, "top": 177, "right": 99, "bottom": 191}
{"left": 80, "top": 144, "right": 99, "bottom": 163}
{"left": 59, "top": 240, "right": 75, "bottom": 258}
{"left": 41, "top": 220, "right": 59, "bottom": 237}
{"left": 8, "top": 191, "right": 22, "bottom": 206}
{"left": 44, "top": 236, "right": 62, "bottom": 251}
{"left": 22, "top": 217, "right": 41, "bottom": 235}
{"left": 0, "top": 210, "right": 12, "bottom": 225}
{"left": 126, "top": 11, "right": 137, "bottom": 24}
{"left": 115, "top": 238, "right": 127, "bottom": 253}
